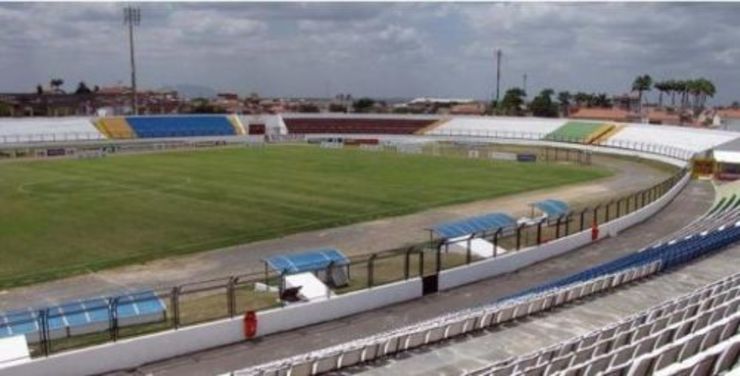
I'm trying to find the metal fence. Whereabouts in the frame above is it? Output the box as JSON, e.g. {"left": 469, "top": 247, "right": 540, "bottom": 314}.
{"left": 0, "top": 132, "right": 106, "bottom": 144}
{"left": 426, "top": 129, "right": 696, "bottom": 161}
{"left": 5, "top": 163, "right": 687, "bottom": 358}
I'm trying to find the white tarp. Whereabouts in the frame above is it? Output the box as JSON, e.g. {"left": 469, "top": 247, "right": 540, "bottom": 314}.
{"left": 447, "top": 236, "right": 508, "bottom": 258}
{"left": 285, "top": 272, "right": 334, "bottom": 302}
{"left": 0, "top": 336, "right": 30, "bottom": 369}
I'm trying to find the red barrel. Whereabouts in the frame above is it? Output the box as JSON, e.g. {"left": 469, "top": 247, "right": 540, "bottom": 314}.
{"left": 591, "top": 223, "right": 600, "bottom": 241}
{"left": 244, "top": 311, "right": 257, "bottom": 338}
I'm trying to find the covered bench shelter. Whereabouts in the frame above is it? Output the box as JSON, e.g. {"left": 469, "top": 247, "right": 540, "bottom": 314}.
{"left": 531, "top": 199, "right": 570, "bottom": 219}
{"left": 429, "top": 212, "right": 518, "bottom": 261}
{"left": 530, "top": 199, "right": 572, "bottom": 240}
{"left": 263, "top": 248, "right": 350, "bottom": 290}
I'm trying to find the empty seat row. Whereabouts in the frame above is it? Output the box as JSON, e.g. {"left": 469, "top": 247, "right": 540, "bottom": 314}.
{"left": 0, "top": 117, "right": 104, "bottom": 143}
{"left": 653, "top": 333, "right": 740, "bottom": 376}
{"left": 283, "top": 118, "right": 435, "bottom": 135}
{"left": 512, "top": 220, "right": 740, "bottom": 301}
{"left": 467, "top": 273, "right": 740, "bottom": 376}
{"left": 606, "top": 125, "right": 738, "bottom": 154}
{"left": 229, "top": 263, "right": 660, "bottom": 376}
{"left": 125, "top": 116, "right": 237, "bottom": 138}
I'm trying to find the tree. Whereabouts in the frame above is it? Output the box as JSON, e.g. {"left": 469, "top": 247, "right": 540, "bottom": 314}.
{"left": 574, "top": 92, "right": 593, "bottom": 107}
{"left": 654, "top": 81, "right": 670, "bottom": 107}
{"left": 557, "top": 91, "right": 572, "bottom": 117}
{"left": 297, "top": 103, "right": 320, "bottom": 113}
{"left": 328, "top": 103, "right": 347, "bottom": 113}
{"left": 352, "top": 98, "right": 376, "bottom": 113}
{"left": 188, "top": 98, "right": 225, "bottom": 113}
{"left": 498, "top": 87, "right": 527, "bottom": 116}
{"left": 697, "top": 78, "right": 716, "bottom": 110}
{"left": 0, "top": 101, "right": 11, "bottom": 116}
{"left": 593, "top": 93, "right": 612, "bottom": 108}
{"left": 530, "top": 89, "right": 559, "bottom": 118}
{"left": 36, "top": 84, "right": 43, "bottom": 95}
{"left": 75, "top": 81, "right": 92, "bottom": 95}
{"left": 49, "top": 78, "right": 64, "bottom": 92}
{"left": 631, "top": 74, "right": 652, "bottom": 112}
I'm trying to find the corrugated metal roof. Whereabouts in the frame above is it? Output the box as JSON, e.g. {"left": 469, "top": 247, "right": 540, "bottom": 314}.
{"left": 433, "top": 213, "right": 516, "bottom": 239}
{"left": 264, "top": 248, "right": 349, "bottom": 274}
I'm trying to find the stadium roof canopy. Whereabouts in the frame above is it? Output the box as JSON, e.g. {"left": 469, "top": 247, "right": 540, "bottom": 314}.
{"left": 432, "top": 213, "right": 517, "bottom": 239}
{"left": 264, "top": 248, "right": 349, "bottom": 274}
{"left": 713, "top": 138, "right": 740, "bottom": 164}
{"left": 533, "top": 199, "right": 570, "bottom": 217}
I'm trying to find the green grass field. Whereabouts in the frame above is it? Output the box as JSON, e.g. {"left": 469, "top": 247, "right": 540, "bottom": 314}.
{"left": 0, "top": 145, "right": 610, "bottom": 287}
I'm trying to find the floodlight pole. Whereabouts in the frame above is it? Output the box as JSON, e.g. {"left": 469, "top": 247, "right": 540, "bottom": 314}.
{"left": 124, "top": 6, "right": 141, "bottom": 115}
{"left": 495, "top": 49, "right": 502, "bottom": 103}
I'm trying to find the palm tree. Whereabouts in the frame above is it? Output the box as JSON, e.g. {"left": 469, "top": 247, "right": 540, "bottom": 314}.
{"left": 574, "top": 92, "right": 592, "bottom": 107}
{"left": 686, "top": 79, "right": 703, "bottom": 110}
{"left": 675, "top": 80, "right": 689, "bottom": 109}
{"left": 654, "top": 81, "right": 669, "bottom": 108}
{"left": 666, "top": 80, "right": 678, "bottom": 108}
{"left": 632, "top": 74, "right": 653, "bottom": 113}
{"left": 698, "top": 78, "right": 716, "bottom": 109}
{"left": 557, "top": 91, "right": 572, "bottom": 116}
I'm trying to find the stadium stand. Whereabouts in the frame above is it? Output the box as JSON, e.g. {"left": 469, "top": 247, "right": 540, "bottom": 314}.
{"left": 591, "top": 124, "right": 625, "bottom": 144}
{"left": 604, "top": 124, "right": 738, "bottom": 154}
{"left": 424, "top": 117, "right": 565, "bottom": 138}
{"left": 0, "top": 291, "right": 165, "bottom": 342}
{"left": 465, "top": 272, "right": 740, "bottom": 376}
{"left": 0, "top": 117, "right": 103, "bottom": 143}
{"left": 227, "top": 263, "right": 663, "bottom": 376}
{"left": 282, "top": 117, "right": 437, "bottom": 134}
{"left": 414, "top": 118, "right": 451, "bottom": 135}
{"left": 228, "top": 199, "right": 740, "bottom": 376}
{"left": 227, "top": 116, "right": 247, "bottom": 135}
{"left": 93, "top": 116, "right": 135, "bottom": 139}
{"left": 544, "top": 121, "right": 615, "bottom": 144}
{"left": 125, "top": 115, "right": 237, "bottom": 138}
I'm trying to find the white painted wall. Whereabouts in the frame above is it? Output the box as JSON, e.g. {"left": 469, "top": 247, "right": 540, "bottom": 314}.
{"left": 256, "top": 278, "right": 422, "bottom": 337}
{"left": 2, "top": 279, "right": 422, "bottom": 376}
{"left": 439, "top": 173, "right": 689, "bottom": 290}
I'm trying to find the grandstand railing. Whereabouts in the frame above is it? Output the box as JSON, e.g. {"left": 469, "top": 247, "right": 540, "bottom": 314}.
{"left": 426, "top": 128, "right": 696, "bottom": 161}
{"left": 0, "top": 127, "right": 698, "bottom": 163}
{"left": 5, "top": 167, "right": 688, "bottom": 358}
{"left": 0, "top": 132, "right": 106, "bottom": 144}
{"left": 226, "top": 217, "right": 740, "bottom": 376}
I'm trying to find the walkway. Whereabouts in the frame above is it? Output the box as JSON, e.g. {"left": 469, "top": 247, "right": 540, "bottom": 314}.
{"left": 109, "top": 181, "right": 713, "bottom": 376}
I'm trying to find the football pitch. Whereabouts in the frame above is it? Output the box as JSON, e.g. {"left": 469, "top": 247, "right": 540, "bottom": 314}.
{"left": 0, "top": 145, "right": 610, "bottom": 287}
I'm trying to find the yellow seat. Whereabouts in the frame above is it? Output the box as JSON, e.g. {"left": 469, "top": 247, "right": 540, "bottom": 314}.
{"left": 96, "top": 117, "right": 136, "bottom": 139}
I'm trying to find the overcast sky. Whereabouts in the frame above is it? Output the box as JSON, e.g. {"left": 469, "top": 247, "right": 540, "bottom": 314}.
{"left": 1, "top": 2, "right": 739, "bottom": 104}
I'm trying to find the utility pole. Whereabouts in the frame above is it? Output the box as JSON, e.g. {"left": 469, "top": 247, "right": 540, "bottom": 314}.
{"left": 495, "top": 49, "right": 502, "bottom": 103}
{"left": 123, "top": 6, "right": 141, "bottom": 115}
{"left": 523, "top": 73, "right": 528, "bottom": 96}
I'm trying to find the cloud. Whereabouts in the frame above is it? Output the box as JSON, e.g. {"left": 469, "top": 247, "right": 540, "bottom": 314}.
{"left": 0, "top": 3, "right": 738, "bottom": 103}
